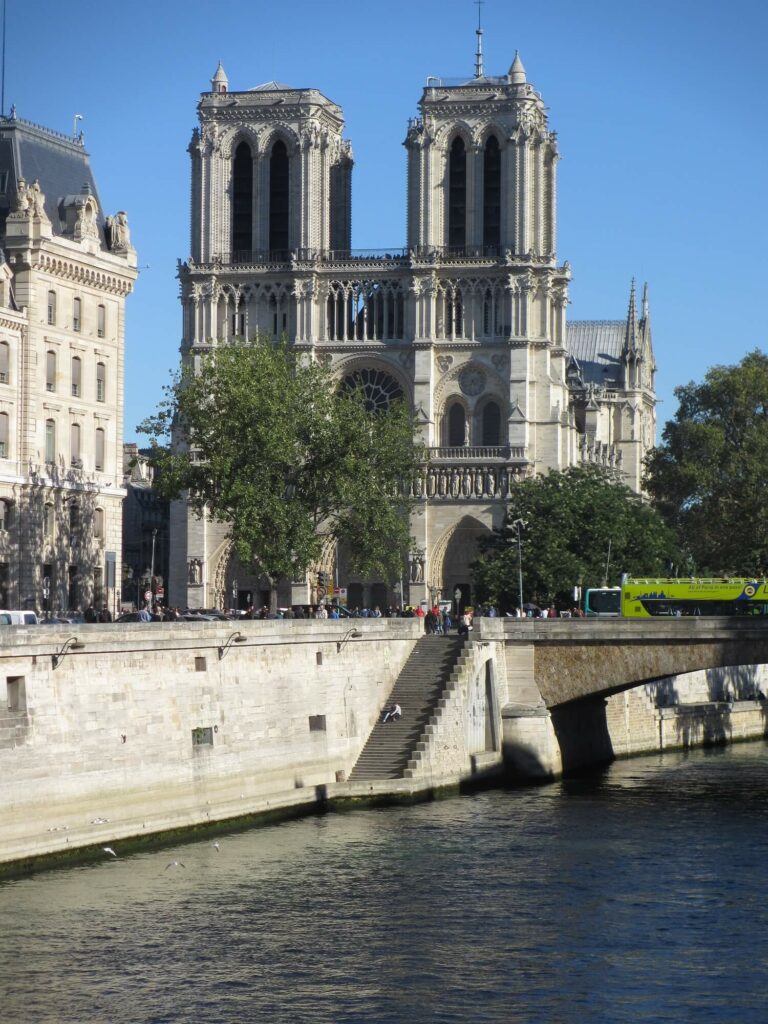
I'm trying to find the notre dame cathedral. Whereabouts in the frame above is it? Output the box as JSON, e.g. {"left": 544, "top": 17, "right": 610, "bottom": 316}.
{"left": 168, "top": 48, "right": 656, "bottom": 612}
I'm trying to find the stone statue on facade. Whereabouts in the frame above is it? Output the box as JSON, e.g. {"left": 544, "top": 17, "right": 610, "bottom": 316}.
{"left": 188, "top": 558, "right": 202, "bottom": 585}
{"left": 105, "top": 211, "right": 131, "bottom": 252}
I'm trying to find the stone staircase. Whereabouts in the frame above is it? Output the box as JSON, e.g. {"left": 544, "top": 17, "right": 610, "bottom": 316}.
{"left": 349, "top": 635, "right": 466, "bottom": 781}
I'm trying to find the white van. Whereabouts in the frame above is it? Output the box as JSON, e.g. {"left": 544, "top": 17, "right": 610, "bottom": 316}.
{"left": 0, "top": 610, "right": 40, "bottom": 625}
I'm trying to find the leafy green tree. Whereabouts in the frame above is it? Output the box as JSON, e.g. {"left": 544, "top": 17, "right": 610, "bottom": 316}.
{"left": 644, "top": 350, "right": 768, "bottom": 575}
{"left": 139, "top": 338, "right": 420, "bottom": 604}
{"left": 473, "top": 465, "right": 678, "bottom": 610}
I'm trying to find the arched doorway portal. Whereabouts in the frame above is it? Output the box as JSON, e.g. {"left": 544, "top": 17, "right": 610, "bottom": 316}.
{"left": 433, "top": 516, "right": 493, "bottom": 613}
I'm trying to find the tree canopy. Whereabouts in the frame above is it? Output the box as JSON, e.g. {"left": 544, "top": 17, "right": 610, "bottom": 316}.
{"left": 473, "top": 465, "right": 678, "bottom": 610}
{"left": 138, "top": 338, "right": 420, "bottom": 590}
{"left": 644, "top": 349, "right": 768, "bottom": 575}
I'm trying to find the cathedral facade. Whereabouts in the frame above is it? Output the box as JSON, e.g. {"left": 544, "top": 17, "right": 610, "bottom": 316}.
{"left": 0, "top": 113, "right": 137, "bottom": 614}
{"left": 169, "top": 54, "right": 655, "bottom": 612}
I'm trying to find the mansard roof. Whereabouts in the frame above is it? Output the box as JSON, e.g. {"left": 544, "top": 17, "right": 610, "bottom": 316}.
{"left": 567, "top": 320, "right": 625, "bottom": 387}
{"left": 0, "top": 113, "right": 106, "bottom": 246}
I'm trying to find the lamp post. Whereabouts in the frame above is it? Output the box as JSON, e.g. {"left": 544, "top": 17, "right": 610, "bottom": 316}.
{"left": 511, "top": 518, "right": 525, "bottom": 614}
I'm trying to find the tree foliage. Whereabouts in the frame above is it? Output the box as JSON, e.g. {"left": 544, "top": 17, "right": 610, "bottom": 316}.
{"left": 644, "top": 350, "right": 768, "bottom": 575}
{"left": 473, "top": 465, "right": 678, "bottom": 610}
{"left": 138, "top": 338, "right": 420, "bottom": 588}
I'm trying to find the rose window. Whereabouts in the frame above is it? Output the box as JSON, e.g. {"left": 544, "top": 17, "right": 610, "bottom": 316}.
{"left": 340, "top": 368, "right": 404, "bottom": 413}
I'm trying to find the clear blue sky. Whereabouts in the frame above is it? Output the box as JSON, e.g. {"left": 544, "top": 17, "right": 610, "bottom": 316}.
{"left": 7, "top": 0, "right": 768, "bottom": 443}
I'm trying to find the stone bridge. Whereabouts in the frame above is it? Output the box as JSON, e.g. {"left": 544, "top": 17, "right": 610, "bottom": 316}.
{"left": 490, "top": 617, "right": 768, "bottom": 706}
{"left": 474, "top": 617, "right": 768, "bottom": 781}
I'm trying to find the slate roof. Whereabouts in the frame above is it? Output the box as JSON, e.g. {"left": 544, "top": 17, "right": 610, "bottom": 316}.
{"left": 567, "top": 320, "right": 626, "bottom": 387}
{"left": 0, "top": 115, "right": 106, "bottom": 246}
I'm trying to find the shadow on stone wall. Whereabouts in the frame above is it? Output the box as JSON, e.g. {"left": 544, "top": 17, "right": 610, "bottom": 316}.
{"left": 647, "top": 664, "right": 768, "bottom": 749}
{"left": 550, "top": 697, "right": 614, "bottom": 774}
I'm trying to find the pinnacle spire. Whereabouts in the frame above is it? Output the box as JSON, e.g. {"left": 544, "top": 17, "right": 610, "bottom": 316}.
{"left": 211, "top": 62, "right": 229, "bottom": 95}
{"left": 625, "top": 278, "right": 638, "bottom": 348}
{"left": 642, "top": 281, "right": 649, "bottom": 320}
{"left": 508, "top": 51, "right": 527, "bottom": 85}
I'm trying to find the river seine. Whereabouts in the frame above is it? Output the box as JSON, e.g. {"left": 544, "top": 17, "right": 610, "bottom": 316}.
{"left": 2, "top": 742, "right": 768, "bottom": 1023}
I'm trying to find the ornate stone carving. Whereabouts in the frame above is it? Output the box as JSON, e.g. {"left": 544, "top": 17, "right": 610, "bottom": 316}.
{"left": 491, "top": 354, "right": 506, "bottom": 374}
{"left": 188, "top": 558, "right": 202, "bottom": 585}
{"left": 105, "top": 211, "right": 131, "bottom": 251}
{"left": 436, "top": 355, "right": 453, "bottom": 374}
{"left": 459, "top": 366, "right": 486, "bottom": 396}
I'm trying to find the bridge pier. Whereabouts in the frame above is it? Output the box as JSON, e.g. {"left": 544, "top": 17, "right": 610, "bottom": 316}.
{"left": 501, "top": 705, "right": 562, "bottom": 781}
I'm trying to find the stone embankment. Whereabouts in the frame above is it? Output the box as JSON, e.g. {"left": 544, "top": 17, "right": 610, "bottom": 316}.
{"left": 1, "top": 618, "right": 766, "bottom": 875}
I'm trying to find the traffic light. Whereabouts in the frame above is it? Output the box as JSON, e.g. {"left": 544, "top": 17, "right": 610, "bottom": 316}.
{"left": 318, "top": 570, "right": 329, "bottom": 587}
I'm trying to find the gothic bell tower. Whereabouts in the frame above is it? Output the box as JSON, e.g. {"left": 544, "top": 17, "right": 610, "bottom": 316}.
{"left": 188, "top": 65, "right": 353, "bottom": 264}
{"left": 405, "top": 52, "right": 558, "bottom": 259}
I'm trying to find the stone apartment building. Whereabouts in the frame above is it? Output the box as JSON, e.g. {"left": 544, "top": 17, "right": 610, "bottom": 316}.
{"left": 0, "top": 112, "right": 137, "bottom": 614}
{"left": 169, "top": 50, "right": 655, "bottom": 612}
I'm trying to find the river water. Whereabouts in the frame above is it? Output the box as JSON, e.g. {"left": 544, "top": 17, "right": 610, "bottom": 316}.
{"left": 2, "top": 742, "right": 768, "bottom": 1024}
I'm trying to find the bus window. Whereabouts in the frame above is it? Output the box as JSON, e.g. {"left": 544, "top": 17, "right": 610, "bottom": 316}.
{"left": 584, "top": 588, "right": 621, "bottom": 616}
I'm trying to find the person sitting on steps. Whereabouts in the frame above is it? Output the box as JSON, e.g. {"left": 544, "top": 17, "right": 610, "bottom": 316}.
{"left": 382, "top": 703, "right": 402, "bottom": 723}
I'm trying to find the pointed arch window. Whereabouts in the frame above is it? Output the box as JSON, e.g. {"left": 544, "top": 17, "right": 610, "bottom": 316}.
{"left": 483, "top": 136, "right": 501, "bottom": 250}
{"left": 232, "top": 141, "right": 253, "bottom": 256}
{"left": 269, "top": 140, "right": 290, "bottom": 254}
{"left": 448, "top": 137, "right": 467, "bottom": 250}
{"left": 481, "top": 401, "right": 501, "bottom": 446}
{"left": 447, "top": 402, "right": 467, "bottom": 447}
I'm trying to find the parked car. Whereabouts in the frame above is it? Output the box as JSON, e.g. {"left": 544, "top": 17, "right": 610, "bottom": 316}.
{"left": 0, "top": 610, "right": 39, "bottom": 625}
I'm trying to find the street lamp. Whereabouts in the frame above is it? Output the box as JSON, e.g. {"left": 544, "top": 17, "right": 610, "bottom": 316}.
{"left": 511, "top": 518, "right": 526, "bottom": 614}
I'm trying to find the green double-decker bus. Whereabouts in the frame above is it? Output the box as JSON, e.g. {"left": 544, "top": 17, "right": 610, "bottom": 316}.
{"left": 621, "top": 578, "right": 768, "bottom": 618}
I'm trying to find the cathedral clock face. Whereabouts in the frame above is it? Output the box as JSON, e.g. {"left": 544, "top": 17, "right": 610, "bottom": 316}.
{"left": 459, "top": 366, "right": 486, "bottom": 396}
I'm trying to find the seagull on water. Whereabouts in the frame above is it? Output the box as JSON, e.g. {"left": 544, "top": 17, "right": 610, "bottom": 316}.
{"left": 103, "top": 847, "right": 117, "bottom": 858}
{"left": 165, "top": 860, "right": 186, "bottom": 871}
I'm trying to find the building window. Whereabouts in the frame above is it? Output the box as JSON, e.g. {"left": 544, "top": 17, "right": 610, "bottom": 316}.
{"left": 46, "top": 350, "right": 56, "bottom": 392}
{"left": 72, "top": 298, "right": 81, "bottom": 333}
{"left": 447, "top": 402, "right": 466, "bottom": 447}
{"left": 67, "top": 564, "right": 78, "bottom": 610}
{"left": 45, "top": 419, "right": 56, "bottom": 463}
{"left": 0, "top": 499, "right": 10, "bottom": 531}
{"left": 232, "top": 140, "right": 253, "bottom": 256}
{"left": 194, "top": 657, "right": 207, "bottom": 672}
{"left": 70, "top": 422, "right": 81, "bottom": 467}
{"left": 269, "top": 139, "right": 290, "bottom": 254}
{"left": 97, "top": 304, "right": 106, "bottom": 338}
{"left": 94, "top": 506, "right": 104, "bottom": 540}
{"left": 68, "top": 502, "right": 80, "bottom": 533}
{"left": 0, "top": 412, "right": 8, "bottom": 458}
{"left": 47, "top": 291, "right": 56, "bottom": 326}
{"left": 448, "top": 136, "right": 467, "bottom": 249}
{"left": 308, "top": 715, "right": 327, "bottom": 732}
{"left": 481, "top": 402, "right": 501, "bottom": 446}
{"left": 96, "top": 362, "right": 106, "bottom": 403}
{"left": 231, "top": 311, "right": 245, "bottom": 336}
{"left": 71, "top": 356, "right": 81, "bottom": 397}
{"left": 339, "top": 368, "right": 404, "bottom": 414}
{"left": 483, "top": 135, "right": 501, "bottom": 250}
{"left": 44, "top": 503, "right": 54, "bottom": 540}
{"left": 192, "top": 726, "right": 213, "bottom": 746}
{"left": 0, "top": 341, "right": 9, "bottom": 384}
{"left": 95, "top": 427, "right": 105, "bottom": 471}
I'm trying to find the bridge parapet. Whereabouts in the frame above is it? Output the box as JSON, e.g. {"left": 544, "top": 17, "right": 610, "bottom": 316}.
{"left": 476, "top": 618, "right": 768, "bottom": 706}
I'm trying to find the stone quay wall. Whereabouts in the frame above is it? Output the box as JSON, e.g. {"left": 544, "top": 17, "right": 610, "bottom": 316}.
{"left": 0, "top": 619, "right": 422, "bottom": 869}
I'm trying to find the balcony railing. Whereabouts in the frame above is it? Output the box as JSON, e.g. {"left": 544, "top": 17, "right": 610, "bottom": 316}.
{"left": 194, "top": 244, "right": 519, "bottom": 269}
{"left": 428, "top": 445, "right": 525, "bottom": 461}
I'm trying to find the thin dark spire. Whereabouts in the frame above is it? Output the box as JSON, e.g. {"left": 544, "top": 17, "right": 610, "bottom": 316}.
{"left": 1, "top": 0, "right": 6, "bottom": 118}
{"left": 474, "top": 0, "right": 485, "bottom": 78}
